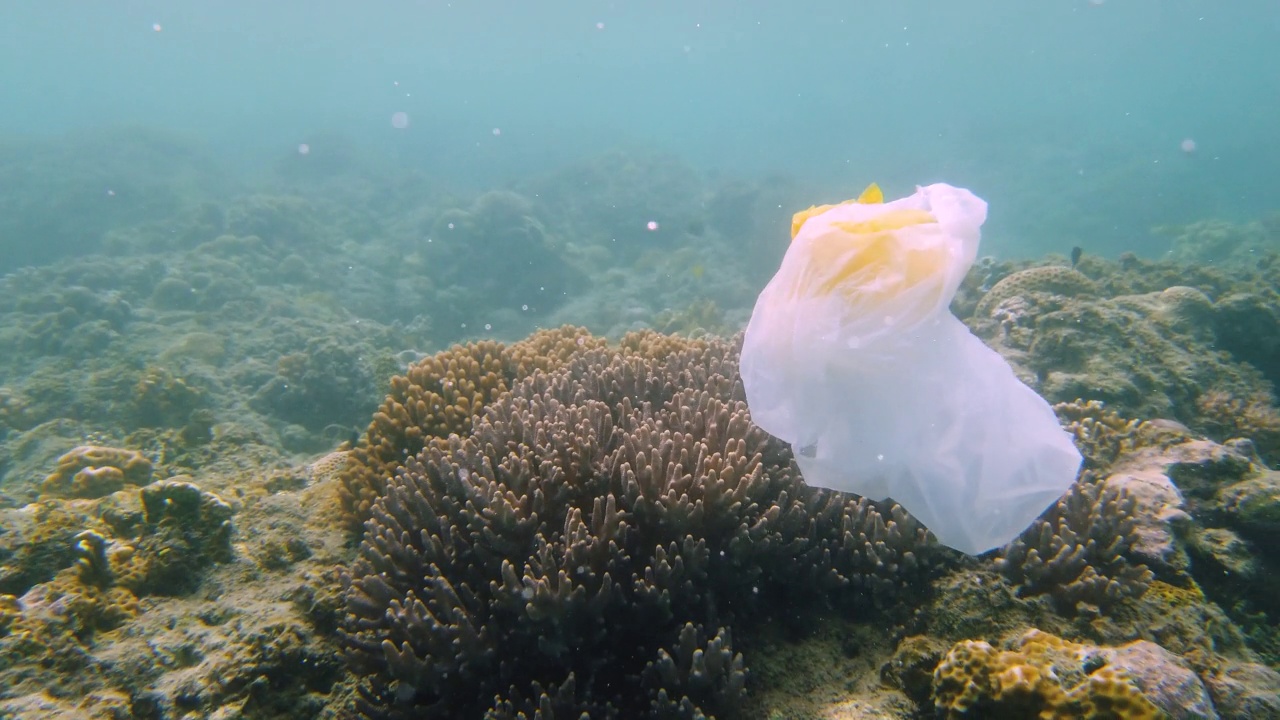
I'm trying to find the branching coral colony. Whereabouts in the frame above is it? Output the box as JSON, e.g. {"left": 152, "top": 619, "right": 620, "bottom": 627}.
{"left": 339, "top": 328, "right": 941, "bottom": 718}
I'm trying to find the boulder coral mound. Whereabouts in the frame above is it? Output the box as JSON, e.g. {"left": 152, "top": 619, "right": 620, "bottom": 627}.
{"left": 973, "top": 265, "right": 1099, "bottom": 319}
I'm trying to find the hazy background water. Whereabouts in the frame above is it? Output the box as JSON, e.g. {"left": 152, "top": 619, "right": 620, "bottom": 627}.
{"left": 1, "top": 0, "right": 1277, "bottom": 269}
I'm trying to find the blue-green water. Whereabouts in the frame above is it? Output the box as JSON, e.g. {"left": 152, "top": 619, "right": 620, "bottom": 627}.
{"left": 2, "top": 0, "right": 1277, "bottom": 269}
{"left": 3, "top": 4, "right": 1280, "bottom": 718}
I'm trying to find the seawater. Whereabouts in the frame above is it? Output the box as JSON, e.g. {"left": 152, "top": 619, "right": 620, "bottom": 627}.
{"left": 2, "top": 0, "right": 1277, "bottom": 265}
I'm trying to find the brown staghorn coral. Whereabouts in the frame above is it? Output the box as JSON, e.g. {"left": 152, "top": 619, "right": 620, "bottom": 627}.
{"left": 341, "top": 332, "right": 939, "bottom": 718}
{"left": 995, "top": 478, "right": 1154, "bottom": 615}
{"left": 337, "top": 325, "right": 607, "bottom": 534}
{"left": 1053, "top": 399, "right": 1187, "bottom": 471}
{"left": 643, "top": 622, "right": 747, "bottom": 718}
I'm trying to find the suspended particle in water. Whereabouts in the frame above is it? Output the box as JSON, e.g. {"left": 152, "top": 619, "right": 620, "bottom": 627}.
{"left": 106, "top": 189, "right": 115, "bottom": 196}
{"left": 492, "top": 127, "right": 501, "bottom": 136}
{"left": 596, "top": 22, "right": 605, "bottom": 30}
{"left": 152, "top": 23, "right": 163, "bottom": 32}
{"left": 646, "top": 221, "right": 660, "bottom": 231}
{"left": 1180, "top": 138, "right": 1197, "bottom": 153}
{"left": 484, "top": 323, "right": 492, "bottom": 330}
{"left": 521, "top": 304, "right": 529, "bottom": 311}
{"left": 391, "top": 111, "right": 410, "bottom": 129}
{"left": 394, "top": 682, "right": 416, "bottom": 704}
{"left": 297, "top": 143, "right": 310, "bottom": 155}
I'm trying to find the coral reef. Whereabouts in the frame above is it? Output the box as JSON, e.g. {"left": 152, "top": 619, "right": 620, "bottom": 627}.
{"left": 4, "top": 127, "right": 1280, "bottom": 719}
{"left": 932, "top": 629, "right": 1204, "bottom": 719}
{"left": 968, "top": 262, "right": 1278, "bottom": 446}
{"left": 1196, "top": 389, "right": 1280, "bottom": 464}
{"left": 337, "top": 325, "right": 609, "bottom": 534}
{"left": 652, "top": 297, "right": 734, "bottom": 337}
{"left": 40, "top": 445, "right": 154, "bottom": 499}
{"left": 874, "top": 412, "right": 1280, "bottom": 718}
{"left": 250, "top": 337, "right": 379, "bottom": 435}
{"left": 1174, "top": 448, "right": 1280, "bottom": 663}
{"left": 1054, "top": 399, "right": 1164, "bottom": 470}
{"left": 1204, "top": 660, "right": 1280, "bottom": 719}
{"left": 1213, "top": 290, "right": 1280, "bottom": 388}
{"left": 0, "top": 128, "right": 231, "bottom": 271}
{"left": 0, "top": 441, "right": 361, "bottom": 719}
{"left": 0, "top": 222, "right": 415, "bottom": 480}
{"left": 424, "top": 190, "right": 588, "bottom": 339}
{"left": 995, "top": 478, "right": 1154, "bottom": 614}
{"left": 224, "top": 195, "right": 329, "bottom": 248}
{"left": 341, "top": 330, "right": 940, "bottom": 718}
{"left": 0, "top": 475, "right": 236, "bottom": 713}
{"left": 521, "top": 151, "right": 707, "bottom": 262}
{"left": 129, "top": 365, "right": 207, "bottom": 430}
{"left": 1156, "top": 217, "right": 1280, "bottom": 267}
{"left": 0, "top": 503, "right": 84, "bottom": 596}
{"left": 973, "top": 265, "right": 1099, "bottom": 319}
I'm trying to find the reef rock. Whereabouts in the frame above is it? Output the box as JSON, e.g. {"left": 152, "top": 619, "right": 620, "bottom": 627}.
{"left": 1205, "top": 661, "right": 1280, "bottom": 719}
{"left": 1214, "top": 469, "right": 1280, "bottom": 540}
{"left": 969, "top": 268, "right": 1274, "bottom": 440}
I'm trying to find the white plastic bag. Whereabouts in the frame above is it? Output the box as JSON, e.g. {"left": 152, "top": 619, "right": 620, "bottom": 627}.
{"left": 739, "top": 183, "right": 1082, "bottom": 555}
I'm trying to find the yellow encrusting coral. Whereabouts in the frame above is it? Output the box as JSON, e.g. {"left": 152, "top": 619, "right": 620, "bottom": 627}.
{"left": 41, "top": 445, "right": 154, "bottom": 499}
{"left": 932, "top": 630, "right": 1165, "bottom": 719}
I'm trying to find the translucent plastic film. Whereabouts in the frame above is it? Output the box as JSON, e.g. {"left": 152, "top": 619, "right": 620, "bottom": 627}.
{"left": 740, "top": 183, "right": 1082, "bottom": 554}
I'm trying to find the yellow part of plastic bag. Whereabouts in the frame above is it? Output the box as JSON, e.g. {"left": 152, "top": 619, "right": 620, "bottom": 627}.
{"left": 739, "top": 183, "right": 1081, "bottom": 555}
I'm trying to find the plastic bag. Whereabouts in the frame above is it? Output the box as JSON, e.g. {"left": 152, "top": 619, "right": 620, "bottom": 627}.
{"left": 739, "top": 183, "right": 1082, "bottom": 555}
